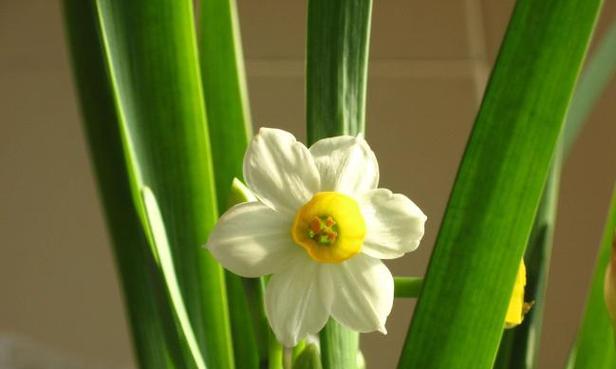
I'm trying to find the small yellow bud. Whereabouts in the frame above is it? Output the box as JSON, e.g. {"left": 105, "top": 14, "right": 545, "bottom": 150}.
{"left": 505, "top": 261, "right": 532, "bottom": 328}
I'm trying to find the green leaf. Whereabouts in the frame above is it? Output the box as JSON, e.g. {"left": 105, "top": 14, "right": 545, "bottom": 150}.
{"left": 495, "top": 19, "right": 616, "bottom": 369}
{"left": 493, "top": 159, "right": 561, "bottom": 369}
{"left": 268, "top": 330, "right": 284, "bottom": 369}
{"left": 567, "top": 186, "right": 616, "bottom": 369}
{"left": 93, "top": 1, "right": 235, "bottom": 368}
{"left": 140, "top": 187, "right": 207, "bottom": 369}
{"left": 226, "top": 182, "right": 268, "bottom": 369}
{"left": 397, "top": 0, "right": 603, "bottom": 368}
{"left": 306, "top": 1, "right": 372, "bottom": 368}
{"left": 197, "top": 3, "right": 260, "bottom": 367}
{"left": 199, "top": 0, "right": 252, "bottom": 210}
{"left": 63, "top": 2, "right": 172, "bottom": 367}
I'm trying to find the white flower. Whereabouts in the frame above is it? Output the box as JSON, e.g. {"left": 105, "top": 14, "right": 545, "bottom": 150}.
{"left": 207, "top": 128, "right": 427, "bottom": 347}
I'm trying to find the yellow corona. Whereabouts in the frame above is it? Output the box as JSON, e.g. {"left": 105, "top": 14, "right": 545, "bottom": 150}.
{"left": 291, "top": 192, "right": 366, "bottom": 263}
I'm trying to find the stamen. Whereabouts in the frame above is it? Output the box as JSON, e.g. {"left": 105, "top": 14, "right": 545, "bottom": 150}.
{"left": 306, "top": 215, "right": 338, "bottom": 245}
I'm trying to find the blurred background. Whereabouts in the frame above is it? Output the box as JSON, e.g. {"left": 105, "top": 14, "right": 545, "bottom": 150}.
{"left": 0, "top": 1, "right": 614, "bottom": 368}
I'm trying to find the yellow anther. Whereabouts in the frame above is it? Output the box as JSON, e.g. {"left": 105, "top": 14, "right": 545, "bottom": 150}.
{"left": 307, "top": 216, "right": 338, "bottom": 245}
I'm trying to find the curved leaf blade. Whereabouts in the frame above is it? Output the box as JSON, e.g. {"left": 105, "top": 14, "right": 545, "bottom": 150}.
{"left": 567, "top": 186, "right": 616, "bottom": 368}
{"left": 198, "top": 2, "right": 263, "bottom": 368}
{"left": 94, "top": 1, "right": 234, "bottom": 367}
{"left": 397, "top": 0, "right": 603, "bottom": 368}
{"left": 141, "top": 187, "right": 208, "bottom": 369}
{"left": 495, "top": 19, "right": 616, "bottom": 369}
{"left": 63, "top": 2, "right": 172, "bottom": 367}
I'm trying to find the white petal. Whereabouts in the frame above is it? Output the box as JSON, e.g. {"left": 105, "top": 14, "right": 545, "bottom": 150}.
{"left": 206, "top": 202, "right": 301, "bottom": 278}
{"left": 360, "top": 189, "right": 427, "bottom": 259}
{"left": 323, "top": 254, "right": 393, "bottom": 333}
{"left": 244, "top": 128, "right": 320, "bottom": 215}
{"left": 309, "top": 135, "right": 379, "bottom": 195}
{"left": 265, "top": 255, "right": 330, "bottom": 346}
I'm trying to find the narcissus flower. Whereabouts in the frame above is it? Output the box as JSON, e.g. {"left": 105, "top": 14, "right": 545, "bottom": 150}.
{"left": 207, "top": 128, "right": 427, "bottom": 346}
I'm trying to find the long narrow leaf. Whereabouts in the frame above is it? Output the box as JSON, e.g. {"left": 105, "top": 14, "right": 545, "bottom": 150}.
{"left": 199, "top": 0, "right": 252, "bottom": 209}
{"left": 198, "top": 1, "right": 259, "bottom": 368}
{"left": 397, "top": 0, "right": 603, "bottom": 368}
{"left": 141, "top": 187, "right": 207, "bottom": 369}
{"left": 94, "top": 1, "right": 234, "bottom": 368}
{"left": 306, "top": 1, "right": 372, "bottom": 368}
{"left": 493, "top": 159, "right": 561, "bottom": 369}
{"left": 567, "top": 185, "right": 616, "bottom": 369}
{"left": 62, "top": 2, "right": 173, "bottom": 368}
{"left": 495, "top": 19, "right": 616, "bottom": 369}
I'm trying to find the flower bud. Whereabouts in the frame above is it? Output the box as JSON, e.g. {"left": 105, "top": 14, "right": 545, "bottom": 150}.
{"left": 292, "top": 344, "right": 322, "bottom": 369}
{"left": 505, "top": 261, "right": 532, "bottom": 328}
{"left": 603, "top": 232, "right": 616, "bottom": 325}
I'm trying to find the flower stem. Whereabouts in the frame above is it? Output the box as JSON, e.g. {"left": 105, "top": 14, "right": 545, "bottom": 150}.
{"left": 394, "top": 277, "right": 423, "bottom": 298}
{"left": 268, "top": 330, "right": 283, "bottom": 369}
{"left": 283, "top": 347, "right": 293, "bottom": 369}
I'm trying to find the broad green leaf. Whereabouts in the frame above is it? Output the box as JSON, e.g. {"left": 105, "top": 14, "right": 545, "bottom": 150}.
{"left": 197, "top": 3, "right": 261, "bottom": 367}
{"left": 140, "top": 187, "right": 207, "bottom": 369}
{"left": 397, "top": 0, "right": 603, "bottom": 368}
{"left": 566, "top": 186, "right": 616, "bottom": 368}
{"left": 63, "top": 2, "right": 172, "bottom": 367}
{"left": 495, "top": 19, "right": 616, "bottom": 369}
{"left": 493, "top": 160, "right": 560, "bottom": 369}
{"left": 94, "top": 1, "right": 234, "bottom": 368}
{"left": 306, "top": 0, "right": 372, "bottom": 368}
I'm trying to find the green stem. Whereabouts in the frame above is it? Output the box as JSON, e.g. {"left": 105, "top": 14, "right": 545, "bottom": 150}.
{"left": 394, "top": 277, "right": 423, "bottom": 298}
{"left": 306, "top": 0, "right": 372, "bottom": 142}
{"left": 306, "top": 0, "right": 372, "bottom": 367}
{"left": 242, "top": 277, "right": 270, "bottom": 367}
{"left": 268, "top": 330, "right": 284, "bottom": 369}
{"left": 319, "top": 320, "right": 360, "bottom": 369}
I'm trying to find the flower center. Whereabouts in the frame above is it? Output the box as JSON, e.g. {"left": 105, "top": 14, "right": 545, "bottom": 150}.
{"left": 307, "top": 215, "right": 338, "bottom": 245}
{"left": 291, "top": 192, "right": 366, "bottom": 263}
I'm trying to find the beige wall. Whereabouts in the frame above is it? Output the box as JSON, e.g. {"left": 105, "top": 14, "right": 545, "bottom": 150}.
{"left": 0, "top": 1, "right": 614, "bottom": 368}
